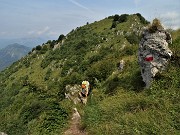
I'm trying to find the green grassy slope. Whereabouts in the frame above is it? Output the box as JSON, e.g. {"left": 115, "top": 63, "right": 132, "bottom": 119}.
{"left": 82, "top": 29, "right": 180, "bottom": 135}
{"left": 0, "top": 14, "right": 179, "bottom": 135}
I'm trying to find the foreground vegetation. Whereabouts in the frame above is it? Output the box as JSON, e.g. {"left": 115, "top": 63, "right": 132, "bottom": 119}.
{"left": 0, "top": 13, "right": 179, "bottom": 135}
{"left": 81, "top": 28, "right": 180, "bottom": 135}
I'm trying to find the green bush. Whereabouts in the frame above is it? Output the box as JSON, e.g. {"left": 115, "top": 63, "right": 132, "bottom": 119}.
{"left": 135, "top": 13, "right": 149, "bottom": 24}
{"left": 77, "top": 59, "right": 90, "bottom": 73}
{"left": 41, "top": 55, "right": 53, "bottom": 69}
{"left": 44, "top": 68, "right": 52, "bottom": 81}
{"left": 111, "top": 14, "right": 129, "bottom": 29}
{"left": 110, "top": 21, "right": 117, "bottom": 29}
{"left": 4, "top": 119, "right": 27, "bottom": 135}
{"left": 118, "top": 14, "right": 129, "bottom": 23}
{"left": 49, "top": 40, "right": 57, "bottom": 49}
{"left": 113, "top": 14, "right": 120, "bottom": 21}
{"left": 28, "top": 82, "right": 38, "bottom": 93}
{"left": 58, "top": 34, "right": 65, "bottom": 42}
{"left": 20, "top": 75, "right": 29, "bottom": 86}
{"left": 105, "top": 76, "right": 120, "bottom": 95}
{"left": 22, "top": 58, "right": 31, "bottom": 68}
{"left": 36, "top": 45, "right": 42, "bottom": 51}
{"left": 85, "top": 59, "right": 116, "bottom": 85}
{"left": 74, "top": 40, "right": 88, "bottom": 51}
{"left": 39, "top": 102, "right": 68, "bottom": 134}
{"left": 20, "top": 101, "right": 47, "bottom": 124}
{"left": 125, "top": 33, "right": 140, "bottom": 44}
{"left": 88, "top": 54, "right": 103, "bottom": 64}
{"left": 46, "top": 40, "right": 52, "bottom": 44}
{"left": 40, "top": 45, "right": 48, "bottom": 54}
{"left": 171, "top": 37, "right": 180, "bottom": 67}
{"left": 65, "top": 72, "right": 82, "bottom": 85}
{"left": 121, "top": 45, "right": 137, "bottom": 56}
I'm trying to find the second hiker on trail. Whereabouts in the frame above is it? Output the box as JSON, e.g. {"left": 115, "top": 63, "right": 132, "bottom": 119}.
{"left": 79, "top": 80, "right": 90, "bottom": 104}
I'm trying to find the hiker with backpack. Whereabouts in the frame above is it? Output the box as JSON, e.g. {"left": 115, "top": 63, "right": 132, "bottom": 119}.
{"left": 79, "top": 80, "right": 90, "bottom": 104}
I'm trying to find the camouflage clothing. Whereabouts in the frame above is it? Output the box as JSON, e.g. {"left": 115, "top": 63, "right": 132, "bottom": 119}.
{"left": 138, "top": 27, "right": 172, "bottom": 88}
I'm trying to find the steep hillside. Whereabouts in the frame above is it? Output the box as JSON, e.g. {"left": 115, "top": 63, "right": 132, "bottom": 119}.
{"left": 0, "top": 43, "right": 31, "bottom": 71}
{"left": 0, "top": 14, "right": 179, "bottom": 135}
{"left": 82, "top": 29, "right": 180, "bottom": 135}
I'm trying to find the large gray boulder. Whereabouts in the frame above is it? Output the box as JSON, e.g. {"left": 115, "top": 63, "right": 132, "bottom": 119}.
{"left": 65, "top": 85, "right": 81, "bottom": 104}
{"left": 138, "top": 19, "right": 173, "bottom": 88}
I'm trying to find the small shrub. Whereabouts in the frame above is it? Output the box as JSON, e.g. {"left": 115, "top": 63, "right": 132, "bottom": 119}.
{"left": 122, "top": 45, "right": 137, "bottom": 56}
{"left": 58, "top": 34, "right": 65, "bottom": 42}
{"left": 23, "top": 60, "right": 30, "bottom": 68}
{"left": 118, "top": 14, "right": 129, "bottom": 23}
{"left": 20, "top": 101, "right": 47, "bottom": 124}
{"left": 113, "top": 14, "right": 120, "bottom": 21}
{"left": 50, "top": 40, "right": 57, "bottom": 49}
{"left": 64, "top": 72, "right": 82, "bottom": 85}
{"left": 46, "top": 40, "right": 52, "bottom": 44}
{"left": 44, "top": 68, "right": 52, "bottom": 81}
{"left": 135, "top": 13, "right": 149, "bottom": 24}
{"left": 39, "top": 102, "right": 68, "bottom": 134}
{"left": 85, "top": 59, "right": 116, "bottom": 84}
{"left": 148, "top": 18, "right": 163, "bottom": 33}
{"left": 36, "top": 45, "right": 42, "bottom": 51}
{"left": 88, "top": 54, "right": 102, "bottom": 64}
{"left": 41, "top": 55, "right": 53, "bottom": 69}
{"left": 40, "top": 45, "right": 48, "bottom": 54}
{"left": 125, "top": 33, "right": 140, "bottom": 44}
{"left": 110, "top": 21, "right": 117, "bottom": 29}
{"left": 105, "top": 76, "right": 120, "bottom": 95}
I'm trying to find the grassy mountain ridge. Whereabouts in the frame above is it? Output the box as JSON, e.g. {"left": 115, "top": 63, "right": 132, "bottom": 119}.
{"left": 0, "top": 13, "right": 179, "bottom": 135}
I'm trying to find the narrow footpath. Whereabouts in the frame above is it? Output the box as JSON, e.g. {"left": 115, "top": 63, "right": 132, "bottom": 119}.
{"left": 64, "top": 108, "right": 87, "bottom": 135}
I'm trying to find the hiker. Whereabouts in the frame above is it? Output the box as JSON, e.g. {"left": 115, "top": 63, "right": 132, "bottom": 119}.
{"left": 138, "top": 18, "right": 172, "bottom": 88}
{"left": 118, "top": 59, "right": 125, "bottom": 71}
{"left": 79, "top": 80, "right": 90, "bottom": 104}
{"left": 80, "top": 80, "right": 90, "bottom": 97}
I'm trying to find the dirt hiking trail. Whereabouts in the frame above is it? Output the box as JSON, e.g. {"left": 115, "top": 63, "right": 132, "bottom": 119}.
{"left": 64, "top": 108, "right": 87, "bottom": 135}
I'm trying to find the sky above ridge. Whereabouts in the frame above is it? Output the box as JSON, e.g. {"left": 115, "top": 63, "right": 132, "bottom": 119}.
{"left": 0, "top": 0, "right": 179, "bottom": 40}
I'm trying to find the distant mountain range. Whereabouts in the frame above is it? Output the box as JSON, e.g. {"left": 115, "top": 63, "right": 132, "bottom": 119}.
{"left": 0, "top": 43, "right": 31, "bottom": 71}
{"left": 0, "top": 37, "right": 49, "bottom": 49}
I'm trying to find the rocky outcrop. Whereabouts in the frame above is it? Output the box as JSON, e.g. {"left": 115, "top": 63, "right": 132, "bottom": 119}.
{"left": 138, "top": 19, "right": 173, "bottom": 88}
{"left": 0, "top": 132, "right": 7, "bottom": 135}
{"left": 65, "top": 85, "right": 81, "bottom": 104}
{"left": 118, "top": 59, "right": 125, "bottom": 71}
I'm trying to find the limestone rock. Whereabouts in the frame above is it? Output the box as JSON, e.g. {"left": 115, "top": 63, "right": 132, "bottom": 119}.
{"left": 118, "top": 59, "right": 125, "bottom": 71}
{"left": 65, "top": 85, "right": 81, "bottom": 104}
{"left": 138, "top": 19, "right": 172, "bottom": 88}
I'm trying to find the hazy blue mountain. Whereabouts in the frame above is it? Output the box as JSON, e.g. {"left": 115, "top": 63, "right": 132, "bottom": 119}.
{"left": 0, "top": 43, "right": 31, "bottom": 71}
{"left": 0, "top": 37, "right": 49, "bottom": 49}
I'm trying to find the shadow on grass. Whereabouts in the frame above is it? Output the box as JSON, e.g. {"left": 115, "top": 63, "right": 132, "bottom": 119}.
{"left": 105, "top": 70, "right": 145, "bottom": 95}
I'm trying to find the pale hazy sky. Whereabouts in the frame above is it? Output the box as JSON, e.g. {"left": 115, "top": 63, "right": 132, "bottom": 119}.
{"left": 0, "top": 0, "right": 179, "bottom": 40}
